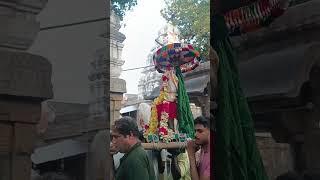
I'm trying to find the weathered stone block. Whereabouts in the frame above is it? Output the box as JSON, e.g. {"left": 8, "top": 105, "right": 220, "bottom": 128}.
{"left": 85, "top": 117, "right": 108, "bottom": 132}
{"left": 304, "top": 130, "right": 320, "bottom": 171}
{"left": 110, "top": 78, "right": 126, "bottom": 93}
{"left": 0, "top": 123, "right": 13, "bottom": 155}
{"left": 110, "top": 110, "right": 120, "bottom": 126}
{"left": 113, "top": 100, "right": 122, "bottom": 111}
{"left": 256, "top": 135, "right": 292, "bottom": 180}
{"left": 110, "top": 93, "right": 123, "bottom": 101}
{"left": 0, "top": 155, "right": 10, "bottom": 180}
{"left": 0, "top": 101, "right": 40, "bottom": 123}
{"left": 11, "top": 155, "right": 31, "bottom": 180}
{"left": 110, "top": 111, "right": 115, "bottom": 125}
{"left": 0, "top": 51, "right": 53, "bottom": 99}
{"left": 13, "top": 123, "right": 36, "bottom": 154}
{"left": 114, "top": 111, "right": 120, "bottom": 121}
{"left": 109, "top": 100, "right": 114, "bottom": 109}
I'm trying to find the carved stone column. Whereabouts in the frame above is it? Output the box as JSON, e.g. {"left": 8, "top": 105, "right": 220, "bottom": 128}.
{"left": 87, "top": 9, "right": 126, "bottom": 180}
{"left": 89, "top": 10, "right": 126, "bottom": 127}
{"left": 0, "top": 2, "right": 52, "bottom": 180}
{"left": 109, "top": 11, "right": 126, "bottom": 126}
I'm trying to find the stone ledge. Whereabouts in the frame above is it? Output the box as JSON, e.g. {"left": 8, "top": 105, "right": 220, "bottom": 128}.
{"left": 0, "top": 50, "right": 53, "bottom": 99}
{"left": 0, "top": 101, "right": 41, "bottom": 123}
{"left": 0, "top": 0, "right": 47, "bottom": 50}
{"left": 0, "top": 14, "right": 39, "bottom": 50}
{"left": 0, "top": 0, "right": 48, "bottom": 13}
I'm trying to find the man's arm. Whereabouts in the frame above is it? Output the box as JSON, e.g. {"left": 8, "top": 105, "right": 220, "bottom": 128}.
{"left": 187, "top": 141, "right": 210, "bottom": 180}
{"left": 187, "top": 148, "right": 201, "bottom": 180}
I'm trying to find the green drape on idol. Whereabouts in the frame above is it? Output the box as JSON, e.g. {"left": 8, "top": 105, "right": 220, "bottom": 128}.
{"left": 176, "top": 66, "right": 195, "bottom": 139}
{"left": 212, "top": 14, "right": 268, "bottom": 180}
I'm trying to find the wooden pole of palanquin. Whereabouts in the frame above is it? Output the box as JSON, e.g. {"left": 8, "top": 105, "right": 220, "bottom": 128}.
{"left": 142, "top": 142, "right": 187, "bottom": 150}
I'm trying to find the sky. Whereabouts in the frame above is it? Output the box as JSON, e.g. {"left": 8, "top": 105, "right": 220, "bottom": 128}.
{"left": 119, "top": 0, "right": 167, "bottom": 94}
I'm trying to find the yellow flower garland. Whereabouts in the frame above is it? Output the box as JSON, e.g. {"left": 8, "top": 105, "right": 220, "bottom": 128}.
{"left": 144, "top": 89, "right": 167, "bottom": 138}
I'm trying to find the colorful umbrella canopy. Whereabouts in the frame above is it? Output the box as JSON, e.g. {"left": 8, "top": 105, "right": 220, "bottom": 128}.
{"left": 153, "top": 43, "right": 200, "bottom": 73}
{"left": 213, "top": 0, "right": 290, "bottom": 36}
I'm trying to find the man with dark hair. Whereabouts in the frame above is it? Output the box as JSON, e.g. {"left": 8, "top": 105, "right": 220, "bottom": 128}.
{"left": 111, "top": 116, "right": 155, "bottom": 180}
{"left": 186, "top": 116, "right": 211, "bottom": 180}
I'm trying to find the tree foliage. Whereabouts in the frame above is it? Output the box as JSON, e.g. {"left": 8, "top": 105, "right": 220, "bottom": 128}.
{"left": 111, "top": 0, "right": 138, "bottom": 21}
{"left": 161, "top": 0, "right": 210, "bottom": 60}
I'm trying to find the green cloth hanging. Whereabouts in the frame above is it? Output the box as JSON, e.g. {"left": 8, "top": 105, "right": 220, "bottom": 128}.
{"left": 176, "top": 66, "right": 195, "bottom": 139}
{"left": 212, "top": 14, "right": 268, "bottom": 180}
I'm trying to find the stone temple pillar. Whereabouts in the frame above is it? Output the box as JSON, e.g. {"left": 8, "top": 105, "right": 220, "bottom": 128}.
{"left": 0, "top": 1, "right": 53, "bottom": 180}
{"left": 89, "top": 10, "right": 126, "bottom": 128}
{"left": 89, "top": 47, "right": 109, "bottom": 126}
{"left": 109, "top": 11, "right": 126, "bottom": 126}
{"left": 87, "top": 10, "right": 126, "bottom": 180}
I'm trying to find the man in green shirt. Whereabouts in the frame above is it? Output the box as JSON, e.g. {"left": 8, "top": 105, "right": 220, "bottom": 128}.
{"left": 111, "top": 116, "right": 156, "bottom": 180}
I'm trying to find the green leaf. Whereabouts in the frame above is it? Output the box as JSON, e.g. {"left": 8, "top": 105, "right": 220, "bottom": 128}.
{"left": 111, "top": 0, "right": 138, "bottom": 21}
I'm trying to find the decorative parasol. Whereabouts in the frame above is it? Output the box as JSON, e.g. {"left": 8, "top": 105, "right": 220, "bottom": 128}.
{"left": 153, "top": 43, "right": 200, "bottom": 73}
{"left": 213, "top": 0, "right": 290, "bottom": 36}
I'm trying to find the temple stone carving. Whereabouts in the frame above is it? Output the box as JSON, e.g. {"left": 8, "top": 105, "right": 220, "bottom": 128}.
{"left": 0, "top": 1, "right": 53, "bottom": 179}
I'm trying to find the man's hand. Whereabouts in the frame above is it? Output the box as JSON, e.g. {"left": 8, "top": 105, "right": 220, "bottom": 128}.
{"left": 186, "top": 140, "right": 201, "bottom": 180}
{"left": 110, "top": 143, "right": 119, "bottom": 155}
{"left": 186, "top": 140, "right": 197, "bottom": 155}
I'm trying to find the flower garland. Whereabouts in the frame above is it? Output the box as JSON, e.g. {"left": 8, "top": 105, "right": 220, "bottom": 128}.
{"left": 158, "top": 112, "right": 175, "bottom": 143}
{"left": 143, "top": 71, "right": 178, "bottom": 142}
{"left": 143, "top": 89, "right": 166, "bottom": 138}
{"left": 143, "top": 86, "right": 176, "bottom": 142}
{"left": 180, "top": 58, "right": 200, "bottom": 73}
